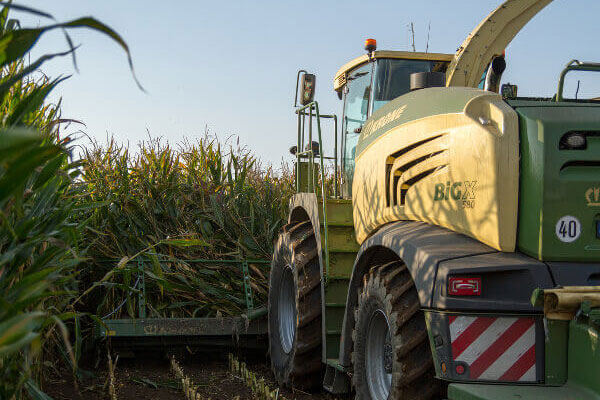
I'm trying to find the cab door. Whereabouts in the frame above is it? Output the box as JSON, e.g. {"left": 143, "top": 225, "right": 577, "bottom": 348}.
{"left": 341, "top": 63, "right": 372, "bottom": 198}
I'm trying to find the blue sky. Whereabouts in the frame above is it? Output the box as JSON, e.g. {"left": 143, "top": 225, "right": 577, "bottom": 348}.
{"left": 17, "top": 0, "right": 600, "bottom": 165}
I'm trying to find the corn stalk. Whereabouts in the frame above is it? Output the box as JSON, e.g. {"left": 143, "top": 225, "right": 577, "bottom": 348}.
{"left": 0, "top": 3, "right": 139, "bottom": 399}
{"left": 228, "top": 353, "right": 287, "bottom": 400}
{"left": 77, "top": 136, "right": 298, "bottom": 318}
{"left": 170, "top": 355, "right": 211, "bottom": 400}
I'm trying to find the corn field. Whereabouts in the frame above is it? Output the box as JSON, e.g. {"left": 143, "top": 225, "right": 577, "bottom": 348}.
{"left": 0, "top": 4, "right": 151, "bottom": 399}
{"left": 0, "top": 2, "right": 345, "bottom": 398}
{"left": 0, "top": 3, "right": 332, "bottom": 398}
{"left": 77, "top": 136, "right": 296, "bottom": 318}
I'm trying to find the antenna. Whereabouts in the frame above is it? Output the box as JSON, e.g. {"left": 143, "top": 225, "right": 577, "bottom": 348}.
{"left": 425, "top": 22, "right": 431, "bottom": 53}
{"left": 410, "top": 22, "right": 416, "bottom": 52}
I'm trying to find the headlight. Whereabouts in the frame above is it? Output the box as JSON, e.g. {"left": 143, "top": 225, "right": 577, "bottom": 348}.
{"left": 560, "top": 132, "right": 587, "bottom": 150}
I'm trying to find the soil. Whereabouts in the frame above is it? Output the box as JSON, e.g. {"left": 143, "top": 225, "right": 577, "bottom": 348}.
{"left": 43, "top": 351, "right": 346, "bottom": 400}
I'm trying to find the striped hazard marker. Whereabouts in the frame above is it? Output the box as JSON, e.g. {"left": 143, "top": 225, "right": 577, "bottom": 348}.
{"left": 449, "top": 316, "right": 537, "bottom": 382}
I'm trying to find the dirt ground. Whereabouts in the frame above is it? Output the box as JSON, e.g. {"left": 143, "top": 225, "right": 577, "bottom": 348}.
{"left": 44, "top": 351, "right": 345, "bottom": 400}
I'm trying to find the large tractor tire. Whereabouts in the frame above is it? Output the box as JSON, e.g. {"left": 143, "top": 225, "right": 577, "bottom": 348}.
{"left": 268, "top": 221, "right": 323, "bottom": 390}
{"left": 352, "top": 261, "right": 441, "bottom": 400}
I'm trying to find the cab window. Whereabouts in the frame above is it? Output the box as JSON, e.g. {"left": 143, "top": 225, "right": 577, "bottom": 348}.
{"left": 342, "top": 63, "right": 372, "bottom": 197}
{"left": 372, "top": 59, "right": 448, "bottom": 112}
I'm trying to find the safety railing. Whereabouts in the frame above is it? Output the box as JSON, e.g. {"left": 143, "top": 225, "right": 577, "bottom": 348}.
{"left": 295, "top": 100, "right": 339, "bottom": 283}
{"left": 295, "top": 102, "right": 339, "bottom": 197}
{"left": 556, "top": 59, "right": 600, "bottom": 102}
{"left": 98, "top": 255, "right": 271, "bottom": 320}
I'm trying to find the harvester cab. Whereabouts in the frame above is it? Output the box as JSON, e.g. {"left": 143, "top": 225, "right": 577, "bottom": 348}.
{"left": 270, "top": 0, "right": 600, "bottom": 399}
{"left": 333, "top": 41, "right": 453, "bottom": 198}
{"left": 293, "top": 44, "right": 453, "bottom": 199}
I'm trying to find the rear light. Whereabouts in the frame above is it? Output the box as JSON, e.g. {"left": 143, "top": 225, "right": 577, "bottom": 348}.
{"left": 448, "top": 277, "right": 482, "bottom": 296}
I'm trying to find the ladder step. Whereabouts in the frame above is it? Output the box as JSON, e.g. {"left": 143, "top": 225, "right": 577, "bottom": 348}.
{"left": 323, "top": 359, "right": 351, "bottom": 394}
{"left": 326, "top": 276, "right": 350, "bottom": 281}
{"left": 326, "top": 358, "right": 348, "bottom": 372}
{"left": 323, "top": 222, "right": 354, "bottom": 227}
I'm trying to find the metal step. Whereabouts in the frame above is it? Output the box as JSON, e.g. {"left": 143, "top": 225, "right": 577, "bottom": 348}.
{"left": 318, "top": 198, "right": 353, "bottom": 227}
{"left": 323, "top": 359, "right": 351, "bottom": 394}
{"left": 321, "top": 226, "right": 360, "bottom": 253}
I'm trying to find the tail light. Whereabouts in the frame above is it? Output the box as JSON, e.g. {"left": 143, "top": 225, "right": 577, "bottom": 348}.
{"left": 448, "top": 277, "right": 482, "bottom": 296}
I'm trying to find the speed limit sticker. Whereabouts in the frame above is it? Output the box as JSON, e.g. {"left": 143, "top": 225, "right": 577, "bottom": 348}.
{"left": 555, "top": 216, "right": 581, "bottom": 243}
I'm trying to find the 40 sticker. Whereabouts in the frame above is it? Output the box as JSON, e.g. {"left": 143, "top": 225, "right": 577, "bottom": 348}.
{"left": 555, "top": 215, "right": 581, "bottom": 243}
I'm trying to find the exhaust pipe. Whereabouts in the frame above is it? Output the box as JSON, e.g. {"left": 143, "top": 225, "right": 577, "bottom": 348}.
{"left": 484, "top": 56, "right": 506, "bottom": 93}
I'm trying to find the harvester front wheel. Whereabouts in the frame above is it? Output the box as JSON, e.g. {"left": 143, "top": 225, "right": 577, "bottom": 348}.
{"left": 268, "top": 221, "right": 323, "bottom": 390}
{"left": 352, "top": 261, "right": 440, "bottom": 400}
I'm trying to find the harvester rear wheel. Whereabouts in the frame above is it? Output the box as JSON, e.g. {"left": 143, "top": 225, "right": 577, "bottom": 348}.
{"left": 352, "top": 261, "right": 440, "bottom": 400}
{"left": 268, "top": 221, "right": 323, "bottom": 390}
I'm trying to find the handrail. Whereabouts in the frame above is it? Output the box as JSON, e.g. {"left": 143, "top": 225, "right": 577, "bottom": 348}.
{"left": 556, "top": 60, "right": 600, "bottom": 102}
{"left": 295, "top": 101, "right": 331, "bottom": 281}
{"left": 296, "top": 112, "right": 339, "bottom": 196}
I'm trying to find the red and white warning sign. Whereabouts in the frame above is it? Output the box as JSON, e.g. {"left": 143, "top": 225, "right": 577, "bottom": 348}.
{"left": 449, "top": 316, "right": 536, "bottom": 382}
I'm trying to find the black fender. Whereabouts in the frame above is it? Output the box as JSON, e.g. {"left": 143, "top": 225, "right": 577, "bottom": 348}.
{"left": 337, "top": 220, "right": 495, "bottom": 367}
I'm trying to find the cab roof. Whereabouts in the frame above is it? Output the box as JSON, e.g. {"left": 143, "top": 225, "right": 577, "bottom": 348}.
{"left": 333, "top": 50, "right": 453, "bottom": 91}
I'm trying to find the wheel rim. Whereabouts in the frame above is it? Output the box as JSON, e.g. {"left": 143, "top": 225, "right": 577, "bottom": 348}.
{"left": 366, "top": 309, "right": 392, "bottom": 399}
{"left": 278, "top": 265, "right": 296, "bottom": 354}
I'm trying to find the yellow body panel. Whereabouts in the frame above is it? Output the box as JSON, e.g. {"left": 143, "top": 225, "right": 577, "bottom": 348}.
{"left": 352, "top": 88, "right": 519, "bottom": 252}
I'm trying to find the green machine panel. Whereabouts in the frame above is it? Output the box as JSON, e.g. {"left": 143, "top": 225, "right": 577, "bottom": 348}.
{"left": 512, "top": 101, "right": 600, "bottom": 262}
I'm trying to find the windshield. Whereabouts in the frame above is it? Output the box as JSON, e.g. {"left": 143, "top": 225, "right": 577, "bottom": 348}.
{"left": 372, "top": 59, "right": 448, "bottom": 113}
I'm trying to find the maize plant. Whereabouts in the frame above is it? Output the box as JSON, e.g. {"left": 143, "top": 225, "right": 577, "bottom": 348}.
{"left": 76, "top": 136, "right": 298, "bottom": 318}
{"left": 0, "top": 3, "right": 136, "bottom": 399}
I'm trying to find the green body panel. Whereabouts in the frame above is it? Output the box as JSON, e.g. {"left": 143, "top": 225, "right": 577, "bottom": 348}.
{"left": 568, "top": 309, "right": 600, "bottom": 393}
{"left": 356, "top": 87, "right": 486, "bottom": 156}
{"left": 513, "top": 101, "right": 600, "bottom": 261}
{"left": 448, "top": 383, "right": 599, "bottom": 400}
{"left": 544, "top": 319, "right": 569, "bottom": 385}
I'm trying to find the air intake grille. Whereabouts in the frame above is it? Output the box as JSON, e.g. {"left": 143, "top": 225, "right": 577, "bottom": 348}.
{"left": 385, "top": 134, "right": 448, "bottom": 207}
{"left": 336, "top": 73, "right": 346, "bottom": 88}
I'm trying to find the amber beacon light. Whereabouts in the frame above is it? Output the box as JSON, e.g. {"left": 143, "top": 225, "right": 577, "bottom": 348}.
{"left": 364, "top": 38, "right": 377, "bottom": 53}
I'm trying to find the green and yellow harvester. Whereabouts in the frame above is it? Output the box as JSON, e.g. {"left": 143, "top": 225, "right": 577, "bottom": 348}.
{"left": 267, "top": 0, "right": 600, "bottom": 398}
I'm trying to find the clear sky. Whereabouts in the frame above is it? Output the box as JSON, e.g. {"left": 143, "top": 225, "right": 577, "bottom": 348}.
{"left": 16, "top": 0, "right": 600, "bottom": 166}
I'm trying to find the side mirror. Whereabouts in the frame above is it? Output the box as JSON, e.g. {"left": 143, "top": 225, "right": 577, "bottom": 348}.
{"left": 300, "top": 73, "right": 316, "bottom": 105}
